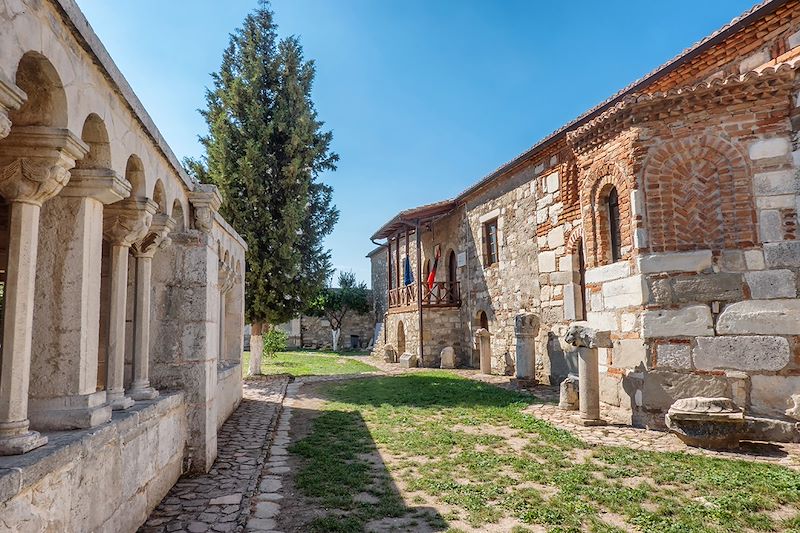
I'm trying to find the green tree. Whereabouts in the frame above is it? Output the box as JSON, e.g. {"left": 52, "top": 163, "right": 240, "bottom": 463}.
{"left": 307, "top": 271, "right": 370, "bottom": 352}
{"left": 186, "top": 1, "right": 338, "bottom": 374}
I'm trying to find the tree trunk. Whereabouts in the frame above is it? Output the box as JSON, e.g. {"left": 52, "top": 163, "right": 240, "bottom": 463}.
{"left": 249, "top": 321, "right": 264, "bottom": 375}
{"left": 331, "top": 328, "right": 341, "bottom": 352}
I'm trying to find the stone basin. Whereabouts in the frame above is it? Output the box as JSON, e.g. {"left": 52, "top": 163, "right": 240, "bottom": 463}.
{"left": 665, "top": 397, "right": 745, "bottom": 450}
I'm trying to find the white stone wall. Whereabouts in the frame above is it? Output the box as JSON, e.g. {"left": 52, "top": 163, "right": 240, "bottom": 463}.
{"left": 0, "top": 392, "right": 187, "bottom": 533}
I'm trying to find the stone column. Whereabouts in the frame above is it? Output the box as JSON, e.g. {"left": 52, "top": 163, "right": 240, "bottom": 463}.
{"left": 103, "top": 198, "right": 156, "bottom": 409}
{"left": 0, "top": 125, "right": 88, "bottom": 454}
{"left": 28, "top": 167, "right": 130, "bottom": 429}
{"left": 564, "top": 324, "right": 611, "bottom": 426}
{"left": 128, "top": 213, "right": 174, "bottom": 401}
{"left": 217, "top": 260, "right": 235, "bottom": 362}
{"left": 475, "top": 328, "right": 492, "bottom": 374}
{"left": 513, "top": 313, "right": 539, "bottom": 387}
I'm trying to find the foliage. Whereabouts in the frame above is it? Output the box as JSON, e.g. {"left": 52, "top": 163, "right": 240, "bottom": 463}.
{"left": 261, "top": 328, "right": 287, "bottom": 359}
{"left": 186, "top": 0, "right": 338, "bottom": 326}
{"left": 307, "top": 271, "right": 370, "bottom": 332}
{"left": 242, "top": 350, "right": 376, "bottom": 377}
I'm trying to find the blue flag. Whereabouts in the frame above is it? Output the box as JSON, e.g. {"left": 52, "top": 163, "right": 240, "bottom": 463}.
{"left": 403, "top": 256, "right": 414, "bottom": 286}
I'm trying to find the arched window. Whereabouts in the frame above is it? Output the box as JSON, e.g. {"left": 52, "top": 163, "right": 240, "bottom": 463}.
{"left": 479, "top": 311, "right": 489, "bottom": 331}
{"left": 607, "top": 187, "right": 622, "bottom": 262}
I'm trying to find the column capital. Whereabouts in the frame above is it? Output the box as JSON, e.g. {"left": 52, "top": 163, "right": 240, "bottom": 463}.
{"left": 103, "top": 197, "right": 157, "bottom": 247}
{"left": 188, "top": 183, "right": 222, "bottom": 233}
{"left": 514, "top": 312, "right": 540, "bottom": 338}
{"left": 61, "top": 167, "right": 131, "bottom": 204}
{"left": 0, "top": 126, "right": 88, "bottom": 205}
{"left": 131, "top": 212, "right": 175, "bottom": 258}
{"left": 0, "top": 73, "right": 26, "bottom": 140}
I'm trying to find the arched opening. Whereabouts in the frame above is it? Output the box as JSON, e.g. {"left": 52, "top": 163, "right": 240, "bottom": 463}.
{"left": 152, "top": 179, "right": 167, "bottom": 213}
{"left": 77, "top": 114, "right": 111, "bottom": 169}
{"left": 125, "top": 155, "right": 146, "bottom": 198}
{"left": 397, "top": 321, "right": 406, "bottom": 355}
{"left": 447, "top": 249, "right": 457, "bottom": 303}
{"left": 479, "top": 310, "right": 489, "bottom": 331}
{"left": 10, "top": 52, "right": 67, "bottom": 128}
{"left": 606, "top": 186, "right": 622, "bottom": 262}
{"left": 171, "top": 200, "right": 186, "bottom": 231}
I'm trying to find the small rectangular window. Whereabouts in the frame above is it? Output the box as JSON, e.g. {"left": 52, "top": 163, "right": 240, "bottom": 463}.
{"left": 484, "top": 218, "right": 498, "bottom": 266}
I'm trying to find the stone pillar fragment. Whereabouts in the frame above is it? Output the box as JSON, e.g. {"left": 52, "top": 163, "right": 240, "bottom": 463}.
{"left": 128, "top": 213, "right": 173, "bottom": 401}
{"left": 103, "top": 198, "right": 156, "bottom": 409}
{"left": 475, "top": 328, "right": 492, "bottom": 374}
{"left": 513, "top": 313, "right": 539, "bottom": 386}
{"left": 564, "top": 324, "right": 611, "bottom": 426}
{"left": 28, "top": 167, "right": 129, "bottom": 429}
{"left": 0, "top": 125, "right": 87, "bottom": 453}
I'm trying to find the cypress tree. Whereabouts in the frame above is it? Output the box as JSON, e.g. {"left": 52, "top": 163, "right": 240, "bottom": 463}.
{"left": 186, "top": 1, "right": 338, "bottom": 373}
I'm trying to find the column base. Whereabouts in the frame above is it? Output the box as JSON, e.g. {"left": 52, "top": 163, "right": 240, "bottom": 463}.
{"left": 0, "top": 421, "right": 48, "bottom": 455}
{"left": 28, "top": 391, "right": 112, "bottom": 430}
{"left": 578, "top": 417, "right": 607, "bottom": 427}
{"left": 107, "top": 390, "right": 135, "bottom": 410}
{"left": 129, "top": 384, "right": 159, "bottom": 401}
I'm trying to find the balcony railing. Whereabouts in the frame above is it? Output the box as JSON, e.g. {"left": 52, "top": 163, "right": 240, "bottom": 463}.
{"left": 388, "top": 281, "right": 461, "bottom": 310}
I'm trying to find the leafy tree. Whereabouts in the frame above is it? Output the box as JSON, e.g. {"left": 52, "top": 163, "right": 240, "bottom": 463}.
{"left": 307, "top": 271, "right": 370, "bottom": 352}
{"left": 185, "top": 1, "right": 338, "bottom": 374}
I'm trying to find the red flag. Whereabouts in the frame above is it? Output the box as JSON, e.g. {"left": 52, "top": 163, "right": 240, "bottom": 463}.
{"left": 427, "top": 248, "right": 440, "bottom": 290}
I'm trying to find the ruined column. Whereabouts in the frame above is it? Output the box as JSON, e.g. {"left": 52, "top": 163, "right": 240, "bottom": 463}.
{"left": 103, "top": 198, "right": 156, "bottom": 409}
{"left": 513, "top": 313, "right": 539, "bottom": 387}
{"left": 475, "top": 328, "right": 492, "bottom": 374}
{"left": 564, "top": 324, "right": 611, "bottom": 426}
{"left": 129, "top": 213, "right": 174, "bottom": 400}
{"left": 28, "top": 166, "right": 130, "bottom": 429}
{"left": 0, "top": 125, "right": 87, "bottom": 453}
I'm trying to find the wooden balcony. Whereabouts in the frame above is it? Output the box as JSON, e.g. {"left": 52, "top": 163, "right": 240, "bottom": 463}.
{"left": 388, "top": 281, "right": 461, "bottom": 312}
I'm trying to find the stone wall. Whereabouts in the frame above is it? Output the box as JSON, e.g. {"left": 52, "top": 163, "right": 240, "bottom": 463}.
{"left": 217, "top": 363, "right": 242, "bottom": 429}
{"left": 278, "top": 312, "right": 375, "bottom": 350}
{"left": 0, "top": 392, "right": 187, "bottom": 533}
{"left": 385, "top": 310, "right": 420, "bottom": 358}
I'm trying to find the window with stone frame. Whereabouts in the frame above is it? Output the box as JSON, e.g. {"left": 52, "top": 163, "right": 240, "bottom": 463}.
{"left": 606, "top": 187, "right": 622, "bottom": 262}
{"left": 483, "top": 218, "right": 499, "bottom": 267}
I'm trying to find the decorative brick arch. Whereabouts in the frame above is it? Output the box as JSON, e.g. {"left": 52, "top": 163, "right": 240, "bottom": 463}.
{"left": 580, "top": 161, "right": 633, "bottom": 267}
{"left": 641, "top": 135, "right": 755, "bottom": 252}
{"left": 565, "top": 225, "right": 584, "bottom": 254}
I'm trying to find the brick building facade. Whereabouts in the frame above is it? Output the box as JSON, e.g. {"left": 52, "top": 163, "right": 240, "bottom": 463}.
{"left": 370, "top": 0, "right": 800, "bottom": 427}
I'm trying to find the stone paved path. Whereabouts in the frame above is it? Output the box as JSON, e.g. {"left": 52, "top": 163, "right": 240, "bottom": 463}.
{"left": 140, "top": 376, "right": 288, "bottom": 533}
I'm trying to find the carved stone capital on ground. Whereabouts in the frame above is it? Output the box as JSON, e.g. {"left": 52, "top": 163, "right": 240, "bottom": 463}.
{"left": 131, "top": 212, "right": 176, "bottom": 258}
{"left": 104, "top": 197, "right": 157, "bottom": 247}
{"left": 514, "top": 313, "right": 540, "bottom": 338}
{"left": 60, "top": 167, "right": 131, "bottom": 204}
{"left": 564, "top": 323, "right": 612, "bottom": 349}
{"left": 0, "top": 73, "right": 26, "bottom": 140}
{"left": 0, "top": 126, "right": 88, "bottom": 205}
{"left": 188, "top": 183, "right": 222, "bottom": 233}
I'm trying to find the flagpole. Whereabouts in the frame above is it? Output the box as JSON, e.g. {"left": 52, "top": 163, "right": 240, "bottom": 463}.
{"left": 416, "top": 220, "right": 424, "bottom": 364}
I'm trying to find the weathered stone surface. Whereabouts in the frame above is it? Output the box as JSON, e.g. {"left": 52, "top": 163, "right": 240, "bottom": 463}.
{"left": 439, "top": 347, "right": 455, "bottom": 369}
{"left": 693, "top": 335, "right": 790, "bottom": 371}
{"left": 786, "top": 394, "right": 800, "bottom": 421}
{"left": 602, "top": 275, "right": 648, "bottom": 309}
{"left": 638, "top": 250, "right": 712, "bottom": 274}
{"left": 399, "top": 352, "right": 418, "bottom": 368}
{"left": 744, "top": 269, "right": 797, "bottom": 299}
{"left": 764, "top": 241, "right": 800, "bottom": 268}
{"left": 538, "top": 251, "right": 556, "bottom": 273}
{"left": 671, "top": 273, "right": 743, "bottom": 303}
{"left": 585, "top": 262, "right": 630, "bottom": 284}
{"left": 611, "top": 338, "right": 646, "bottom": 369}
{"left": 749, "top": 137, "right": 790, "bottom": 160}
{"left": 641, "top": 370, "right": 730, "bottom": 412}
{"left": 559, "top": 375, "right": 579, "bottom": 410}
{"left": 665, "top": 397, "right": 744, "bottom": 450}
{"left": 564, "top": 324, "right": 612, "bottom": 348}
{"left": 656, "top": 344, "right": 692, "bottom": 369}
{"left": 750, "top": 375, "right": 800, "bottom": 416}
{"left": 716, "top": 299, "right": 800, "bottom": 335}
{"left": 641, "top": 305, "right": 714, "bottom": 338}
{"left": 753, "top": 170, "right": 797, "bottom": 196}
{"left": 383, "top": 343, "right": 398, "bottom": 363}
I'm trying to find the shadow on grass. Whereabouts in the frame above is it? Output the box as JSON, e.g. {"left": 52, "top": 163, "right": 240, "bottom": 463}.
{"left": 285, "top": 404, "right": 447, "bottom": 532}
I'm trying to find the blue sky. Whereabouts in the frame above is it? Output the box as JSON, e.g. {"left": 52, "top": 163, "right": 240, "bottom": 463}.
{"left": 77, "top": 0, "right": 756, "bottom": 286}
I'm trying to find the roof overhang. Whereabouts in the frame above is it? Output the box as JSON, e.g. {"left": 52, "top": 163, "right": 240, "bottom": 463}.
{"left": 371, "top": 200, "right": 457, "bottom": 240}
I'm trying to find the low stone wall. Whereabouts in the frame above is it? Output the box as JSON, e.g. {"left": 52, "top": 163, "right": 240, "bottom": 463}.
{"left": 0, "top": 392, "right": 187, "bottom": 533}
{"left": 217, "top": 362, "right": 243, "bottom": 429}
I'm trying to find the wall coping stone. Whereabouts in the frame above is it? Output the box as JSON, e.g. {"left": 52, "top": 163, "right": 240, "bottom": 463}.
{"left": 585, "top": 261, "right": 631, "bottom": 284}
{"left": 638, "top": 250, "right": 713, "bottom": 274}
{"left": 0, "top": 391, "right": 185, "bottom": 504}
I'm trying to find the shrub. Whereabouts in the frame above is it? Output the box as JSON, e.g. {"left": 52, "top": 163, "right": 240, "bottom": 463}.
{"left": 262, "top": 328, "right": 288, "bottom": 359}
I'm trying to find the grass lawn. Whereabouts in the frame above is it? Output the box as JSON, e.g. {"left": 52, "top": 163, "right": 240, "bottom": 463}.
{"left": 288, "top": 372, "right": 800, "bottom": 533}
{"left": 241, "top": 350, "right": 378, "bottom": 377}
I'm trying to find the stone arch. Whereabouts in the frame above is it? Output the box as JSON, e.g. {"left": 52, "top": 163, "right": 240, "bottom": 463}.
{"left": 10, "top": 51, "right": 68, "bottom": 128}
{"left": 76, "top": 113, "right": 111, "bottom": 169}
{"left": 565, "top": 225, "right": 584, "bottom": 254}
{"left": 125, "top": 155, "right": 146, "bottom": 197}
{"left": 581, "top": 161, "right": 633, "bottom": 267}
{"left": 397, "top": 321, "right": 406, "bottom": 354}
{"left": 641, "top": 135, "right": 755, "bottom": 252}
{"left": 171, "top": 199, "right": 186, "bottom": 231}
{"left": 152, "top": 179, "right": 167, "bottom": 213}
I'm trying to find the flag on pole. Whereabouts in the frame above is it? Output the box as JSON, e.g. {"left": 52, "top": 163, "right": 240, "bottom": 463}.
{"left": 427, "top": 247, "right": 440, "bottom": 290}
{"left": 403, "top": 255, "right": 414, "bottom": 286}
